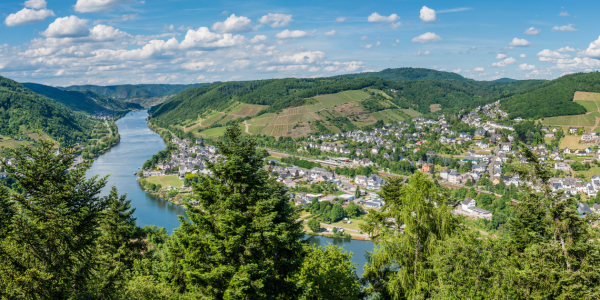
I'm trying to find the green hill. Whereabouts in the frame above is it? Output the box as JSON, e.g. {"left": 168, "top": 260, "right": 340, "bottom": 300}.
{"left": 23, "top": 83, "right": 142, "bottom": 114}
{"left": 0, "top": 76, "right": 99, "bottom": 145}
{"left": 494, "top": 78, "right": 517, "bottom": 82}
{"left": 340, "top": 67, "right": 469, "bottom": 82}
{"left": 498, "top": 72, "right": 600, "bottom": 119}
{"left": 62, "top": 83, "right": 210, "bottom": 99}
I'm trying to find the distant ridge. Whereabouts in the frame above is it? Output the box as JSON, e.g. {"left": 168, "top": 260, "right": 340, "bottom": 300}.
{"left": 23, "top": 83, "right": 142, "bottom": 114}
{"left": 340, "top": 67, "right": 468, "bottom": 82}
{"left": 61, "top": 83, "right": 211, "bottom": 99}
{"left": 494, "top": 78, "right": 517, "bottom": 82}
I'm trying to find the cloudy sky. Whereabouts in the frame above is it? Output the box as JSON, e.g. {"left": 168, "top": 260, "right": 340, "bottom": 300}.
{"left": 1, "top": 0, "right": 599, "bottom": 86}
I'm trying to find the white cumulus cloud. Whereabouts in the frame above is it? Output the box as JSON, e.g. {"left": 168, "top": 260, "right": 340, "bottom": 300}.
{"left": 473, "top": 67, "right": 484, "bottom": 72}
{"left": 41, "top": 16, "right": 90, "bottom": 38}
{"left": 412, "top": 32, "right": 441, "bottom": 43}
{"left": 551, "top": 24, "right": 577, "bottom": 32}
{"left": 520, "top": 54, "right": 527, "bottom": 58}
{"left": 559, "top": 11, "right": 570, "bottom": 17}
{"left": 275, "top": 29, "right": 309, "bottom": 39}
{"left": 492, "top": 57, "right": 517, "bottom": 67}
{"left": 74, "top": 0, "right": 132, "bottom": 13}
{"left": 509, "top": 38, "right": 533, "bottom": 47}
{"left": 324, "top": 30, "right": 336, "bottom": 36}
{"left": 557, "top": 46, "right": 576, "bottom": 52}
{"left": 367, "top": 12, "right": 401, "bottom": 28}
{"left": 496, "top": 53, "right": 507, "bottom": 59}
{"left": 420, "top": 6, "right": 437, "bottom": 22}
{"left": 249, "top": 35, "right": 267, "bottom": 43}
{"left": 452, "top": 68, "right": 462, "bottom": 73}
{"left": 524, "top": 27, "right": 541, "bottom": 35}
{"left": 4, "top": 7, "right": 55, "bottom": 26}
{"left": 211, "top": 14, "right": 253, "bottom": 33}
{"left": 25, "top": 0, "right": 47, "bottom": 9}
{"left": 335, "top": 17, "right": 346, "bottom": 22}
{"left": 580, "top": 36, "right": 600, "bottom": 57}
{"left": 258, "top": 13, "right": 293, "bottom": 28}
{"left": 518, "top": 63, "right": 536, "bottom": 71}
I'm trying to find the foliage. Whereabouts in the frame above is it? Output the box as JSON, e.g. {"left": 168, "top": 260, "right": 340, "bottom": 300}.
{"left": 297, "top": 244, "right": 362, "bottom": 300}
{"left": 0, "top": 76, "right": 100, "bottom": 145}
{"left": 308, "top": 218, "right": 321, "bottom": 232}
{"left": 165, "top": 124, "right": 305, "bottom": 298}
{"left": 0, "top": 139, "right": 110, "bottom": 298}
{"left": 360, "top": 173, "right": 460, "bottom": 299}
{"left": 499, "top": 72, "right": 600, "bottom": 119}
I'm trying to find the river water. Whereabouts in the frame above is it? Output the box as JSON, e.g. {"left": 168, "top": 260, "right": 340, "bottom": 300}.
{"left": 86, "top": 110, "right": 373, "bottom": 276}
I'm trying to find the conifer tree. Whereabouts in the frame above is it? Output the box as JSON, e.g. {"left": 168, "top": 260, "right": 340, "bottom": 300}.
{"left": 94, "top": 186, "right": 146, "bottom": 296}
{"left": 360, "top": 173, "right": 460, "bottom": 299}
{"left": 0, "top": 139, "right": 109, "bottom": 299}
{"left": 166, "top": 124, "right": 305, "bottom": 299}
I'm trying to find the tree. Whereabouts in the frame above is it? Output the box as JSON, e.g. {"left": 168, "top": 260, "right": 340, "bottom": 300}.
{"left": 0, "top": 139, "right": 110, "bottom": 299}
{"left": 308, "top": 218, "right": 321, "bottom": 233}
{"left": 94, "top": 186, "right": 146, "bottom": 296}
{"left": 345, "top": 202, "right": 361, "bottom": 218}
{"left": 330, "top": 204, "right": 345, "bottom": 222}
{"left": 355, "top": 186, "right": 361, "bottom": 198}
{"left": 360, "top": 173, "right": 460, "bottom": 299}
{"left": 165, "top": 124, "right": 305, "bottom": 298}
{"left": 296, "top": 245, "right": 361, "bottom": 300}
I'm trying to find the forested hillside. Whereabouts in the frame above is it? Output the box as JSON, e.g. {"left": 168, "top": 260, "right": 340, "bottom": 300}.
{"left": 148, "top": 70, "right": 547, "bottom": 132}
{"left": 23, "top": 83, "right": 142, "bottom": 113}
{"left": 62, "top": 83, "right": 211, "bottom": 99}
{"left": 498, "top": 72, "right": 600, "bottom": 119}
{"left": 340, "top": 67, "right": 469, "bottom": 81}
{"left": 0, "top": 76, "right": 97, "bottom": 145}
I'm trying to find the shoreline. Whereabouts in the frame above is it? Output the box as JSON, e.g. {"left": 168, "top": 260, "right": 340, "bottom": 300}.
{"left": 137, "top": 186, "right": 371, "bottom": 241}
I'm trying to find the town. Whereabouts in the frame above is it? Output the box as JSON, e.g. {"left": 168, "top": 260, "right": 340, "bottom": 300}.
{"left": 141, "top": 99, "right": 600, "bottom": 235}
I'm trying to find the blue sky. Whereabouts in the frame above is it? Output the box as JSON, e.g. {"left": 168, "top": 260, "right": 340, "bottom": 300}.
{"left": 1, "top": 0, "right": 599, "bottom": 86}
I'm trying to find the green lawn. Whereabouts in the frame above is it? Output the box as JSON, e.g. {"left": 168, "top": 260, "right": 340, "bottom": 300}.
{"left": 542, "top": 114, "right": 596, "bottom": 127}
{"left": 146, "top": 175, "right": 184, "bottom": 188}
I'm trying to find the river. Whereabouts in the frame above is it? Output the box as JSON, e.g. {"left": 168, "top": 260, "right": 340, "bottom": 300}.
{"left": 86, "top": 110, "right": 373, "bottom": 276}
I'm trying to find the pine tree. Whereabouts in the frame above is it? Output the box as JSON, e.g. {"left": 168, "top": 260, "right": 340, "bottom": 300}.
{"left": 355, "top": 186, "right": 361, "bottom": 199}
{"left": 166, "top": 124, "right": 305, "bottom": 299}
{"left": 0, "top": 139, "right": 109, "bottom": 299}
{"left": 94, "top": 186, "right": 146, "bottom": 296}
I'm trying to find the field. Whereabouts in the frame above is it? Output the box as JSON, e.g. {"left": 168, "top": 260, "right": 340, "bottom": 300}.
{"left": 185, "top": 89, "right": 422, "bottom": 138}
{"left": 574, "top": 166, "right": 600, "bottom": 178}
{"left": 541, "top": 114, "right": 596, "bottom": 127}
{"left": 198, "top": 127, "right": 227, "bottom": 137}
{"left": 574, "top": 100, "right": 599, "bottom": 112}
{"left": 247, "top": 90, "right": 370, "bottom": 136}
{"left": 399, "top": 109, "right": 423, "bottom": 118}
{"left": 145, "top": 175, "right": 184, "bottom": 188}
{"left": 559, "top": 135, "right": 590, "bottom": 150}
{"left": 429, "top": 104, "right": 442, "bottom": 112}
{"left": 574, "top": 91, "right": 600, "bottom": 101}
